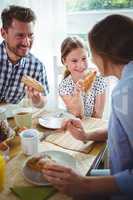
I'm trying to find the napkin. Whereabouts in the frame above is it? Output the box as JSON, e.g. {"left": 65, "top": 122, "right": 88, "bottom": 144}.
{"left": 10, "top": 186, "right": 57, "bottom": 200}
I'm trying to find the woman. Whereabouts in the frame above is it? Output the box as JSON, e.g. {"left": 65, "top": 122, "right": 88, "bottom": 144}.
{"left": 59, "top": 36, "right": 106, "bottom": 118}
{"left": 42, "top": 14, "right": 133, "bottom": 200}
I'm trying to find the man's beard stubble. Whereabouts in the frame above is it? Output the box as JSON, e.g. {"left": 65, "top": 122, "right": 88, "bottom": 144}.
{"left": 6, "top": 42, "right": 32, "bottom": 59}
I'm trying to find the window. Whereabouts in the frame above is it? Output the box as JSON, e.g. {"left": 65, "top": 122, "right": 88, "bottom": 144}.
{"left": 65, "top": 0, "right": 133, "bottom": 40}
{"left": 66, "top": 0, "right": 133, "bottom": 12}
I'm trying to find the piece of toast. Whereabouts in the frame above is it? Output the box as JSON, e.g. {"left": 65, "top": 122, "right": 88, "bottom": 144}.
{"left": 21, "top": 75, "right": 44, "bottom": 93}
{"left": 26, "top": 155, "right": 55, "bottom": 172}
{"left": 82, "top": 71, "right": 96, "bottom": 92}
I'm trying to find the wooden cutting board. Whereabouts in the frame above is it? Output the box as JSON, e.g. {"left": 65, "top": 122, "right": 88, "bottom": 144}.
{"left": 45, "top": 132, "right": 94, "bottom": 153}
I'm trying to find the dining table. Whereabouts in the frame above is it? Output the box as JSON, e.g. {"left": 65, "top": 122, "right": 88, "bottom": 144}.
{"left": 0, "top": 105, "right": 107, "bottom": 200}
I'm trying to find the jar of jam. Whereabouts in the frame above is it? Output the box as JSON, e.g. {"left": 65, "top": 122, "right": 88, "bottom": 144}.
{"left": 0, "top": 154, "right": 6, "bottom": 191}
{"left": 0, "top": 108, "right": 12, "bottom": 143}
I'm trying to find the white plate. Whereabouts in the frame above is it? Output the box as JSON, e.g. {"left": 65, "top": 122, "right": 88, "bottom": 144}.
{"left": 22, "top": 150, "right": 76, "bottom": 186}
{"left": 38, "top": 112, "right": 76, "bottom": 129}
{"left": 38, "top": 117, "right": 63, "bottom": 129}
{"left": 0, "top": 104, "right": 19, "bottom": 118}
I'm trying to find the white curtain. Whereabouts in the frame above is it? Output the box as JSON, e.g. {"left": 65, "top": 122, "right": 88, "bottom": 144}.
{"left": 30, "top": 0, "right": 66, "bottom": 110}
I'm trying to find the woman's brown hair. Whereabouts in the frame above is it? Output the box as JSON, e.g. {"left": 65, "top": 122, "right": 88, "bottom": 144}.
{"left": 88, "top": 14, "right": 133, "bottom": 66}
{"left": 61, "top": 36, "right": 86, "bottom": 78}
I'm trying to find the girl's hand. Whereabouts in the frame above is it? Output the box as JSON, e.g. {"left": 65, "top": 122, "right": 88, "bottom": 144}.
{"left": 76, "top": 79, "right": 85, "bottom": 92}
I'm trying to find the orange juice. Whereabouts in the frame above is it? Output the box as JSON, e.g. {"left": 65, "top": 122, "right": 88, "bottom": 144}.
{"left": 0, "top": 154, "right": 5, "bottom": 191}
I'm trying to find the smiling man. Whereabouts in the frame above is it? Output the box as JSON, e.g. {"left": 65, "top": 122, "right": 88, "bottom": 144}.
{"left": 0, "top": 5, "right": 49, "bottom": 107}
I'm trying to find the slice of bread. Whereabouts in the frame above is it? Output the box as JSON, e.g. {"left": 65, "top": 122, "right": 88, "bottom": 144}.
{"left": 26, "top": 155, "right": 55, "bottom": 172}
{"left": 82, "top": 71, "right": 96, "bottom": 92}
{"left": 22, "top": 75, "right": 44, "bottom": 93}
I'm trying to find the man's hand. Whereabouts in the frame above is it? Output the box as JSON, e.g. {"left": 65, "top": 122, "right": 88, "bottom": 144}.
{"left": 26, "top": 86, "right": 47, "bottom": 108}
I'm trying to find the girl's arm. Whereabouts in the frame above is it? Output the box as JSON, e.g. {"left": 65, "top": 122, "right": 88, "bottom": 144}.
{"left": 92, "top": 92, "right": 106, "bottom": 118}
{"left": 61, "top": 94, "right": 84, "bottom": 118}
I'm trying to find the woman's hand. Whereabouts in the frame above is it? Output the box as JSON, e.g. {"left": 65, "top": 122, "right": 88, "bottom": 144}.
{"left": 62, "top": 119, "right": 88, "bottom": 142}
{"left": 43, "top": 164, "right": 119, "bottom": 197}
{"left": 42, "top": 164, "right": 85, "bottom": 195}
{"left": 62, "top": 119, "right": 108, "bottom": 142}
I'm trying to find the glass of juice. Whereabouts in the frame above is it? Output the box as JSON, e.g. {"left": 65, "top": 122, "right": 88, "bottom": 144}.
{"left": 0, "top": 154, "right": 6, "bottom": 192}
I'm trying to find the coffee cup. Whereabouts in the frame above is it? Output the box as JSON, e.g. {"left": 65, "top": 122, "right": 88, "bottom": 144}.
{"left": 15, "top": 111, "right": 32, "bottom": 129}
{"left": 20, "top": 129, "right": 39, "bottom": 155}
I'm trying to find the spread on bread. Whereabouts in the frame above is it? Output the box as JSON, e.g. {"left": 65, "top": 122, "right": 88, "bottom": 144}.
{"left": 21, "top": 75, "right": 44, "bottom": 93}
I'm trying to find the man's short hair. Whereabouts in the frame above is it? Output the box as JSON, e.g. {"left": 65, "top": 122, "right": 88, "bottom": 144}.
{"left": 1, "top": 5, "right": 36, "bottom": 29}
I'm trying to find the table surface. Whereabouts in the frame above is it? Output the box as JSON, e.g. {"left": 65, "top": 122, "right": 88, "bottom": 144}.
{"left": 0, "top": 109, "right": 107, "bottom": 200}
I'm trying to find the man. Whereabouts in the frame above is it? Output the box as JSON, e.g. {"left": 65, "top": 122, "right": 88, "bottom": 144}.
{"left": 0, "top": 5, "right": 49, "bottom": 107}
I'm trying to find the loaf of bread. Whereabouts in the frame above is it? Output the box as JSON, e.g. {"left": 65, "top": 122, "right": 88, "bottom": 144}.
{"left": 26, "top": 155, "right": 55, "bottom": 172}
{"left": 82, "top": 71, "right": 96, "bottom": 92}
{"left": 22, "top": 75, "right": 44, "bottom": 93}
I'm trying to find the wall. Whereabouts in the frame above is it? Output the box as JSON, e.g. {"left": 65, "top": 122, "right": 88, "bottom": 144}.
{"left": 66, "top": 9, "right": 133, "bottom": 34}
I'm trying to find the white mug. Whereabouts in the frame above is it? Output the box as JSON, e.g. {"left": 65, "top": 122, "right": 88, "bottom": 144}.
{"left": 20, "top": 129, "right": 39, "bottom": 155}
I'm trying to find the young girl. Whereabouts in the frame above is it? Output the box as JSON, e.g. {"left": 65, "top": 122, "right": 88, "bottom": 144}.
{"left": 59, "top": 36, "right": 106, "bottom": 118}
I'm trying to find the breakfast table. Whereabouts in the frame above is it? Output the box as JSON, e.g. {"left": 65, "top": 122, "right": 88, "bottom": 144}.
{"left": 0, "top": 106, "right": 107, "bottom": 200}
